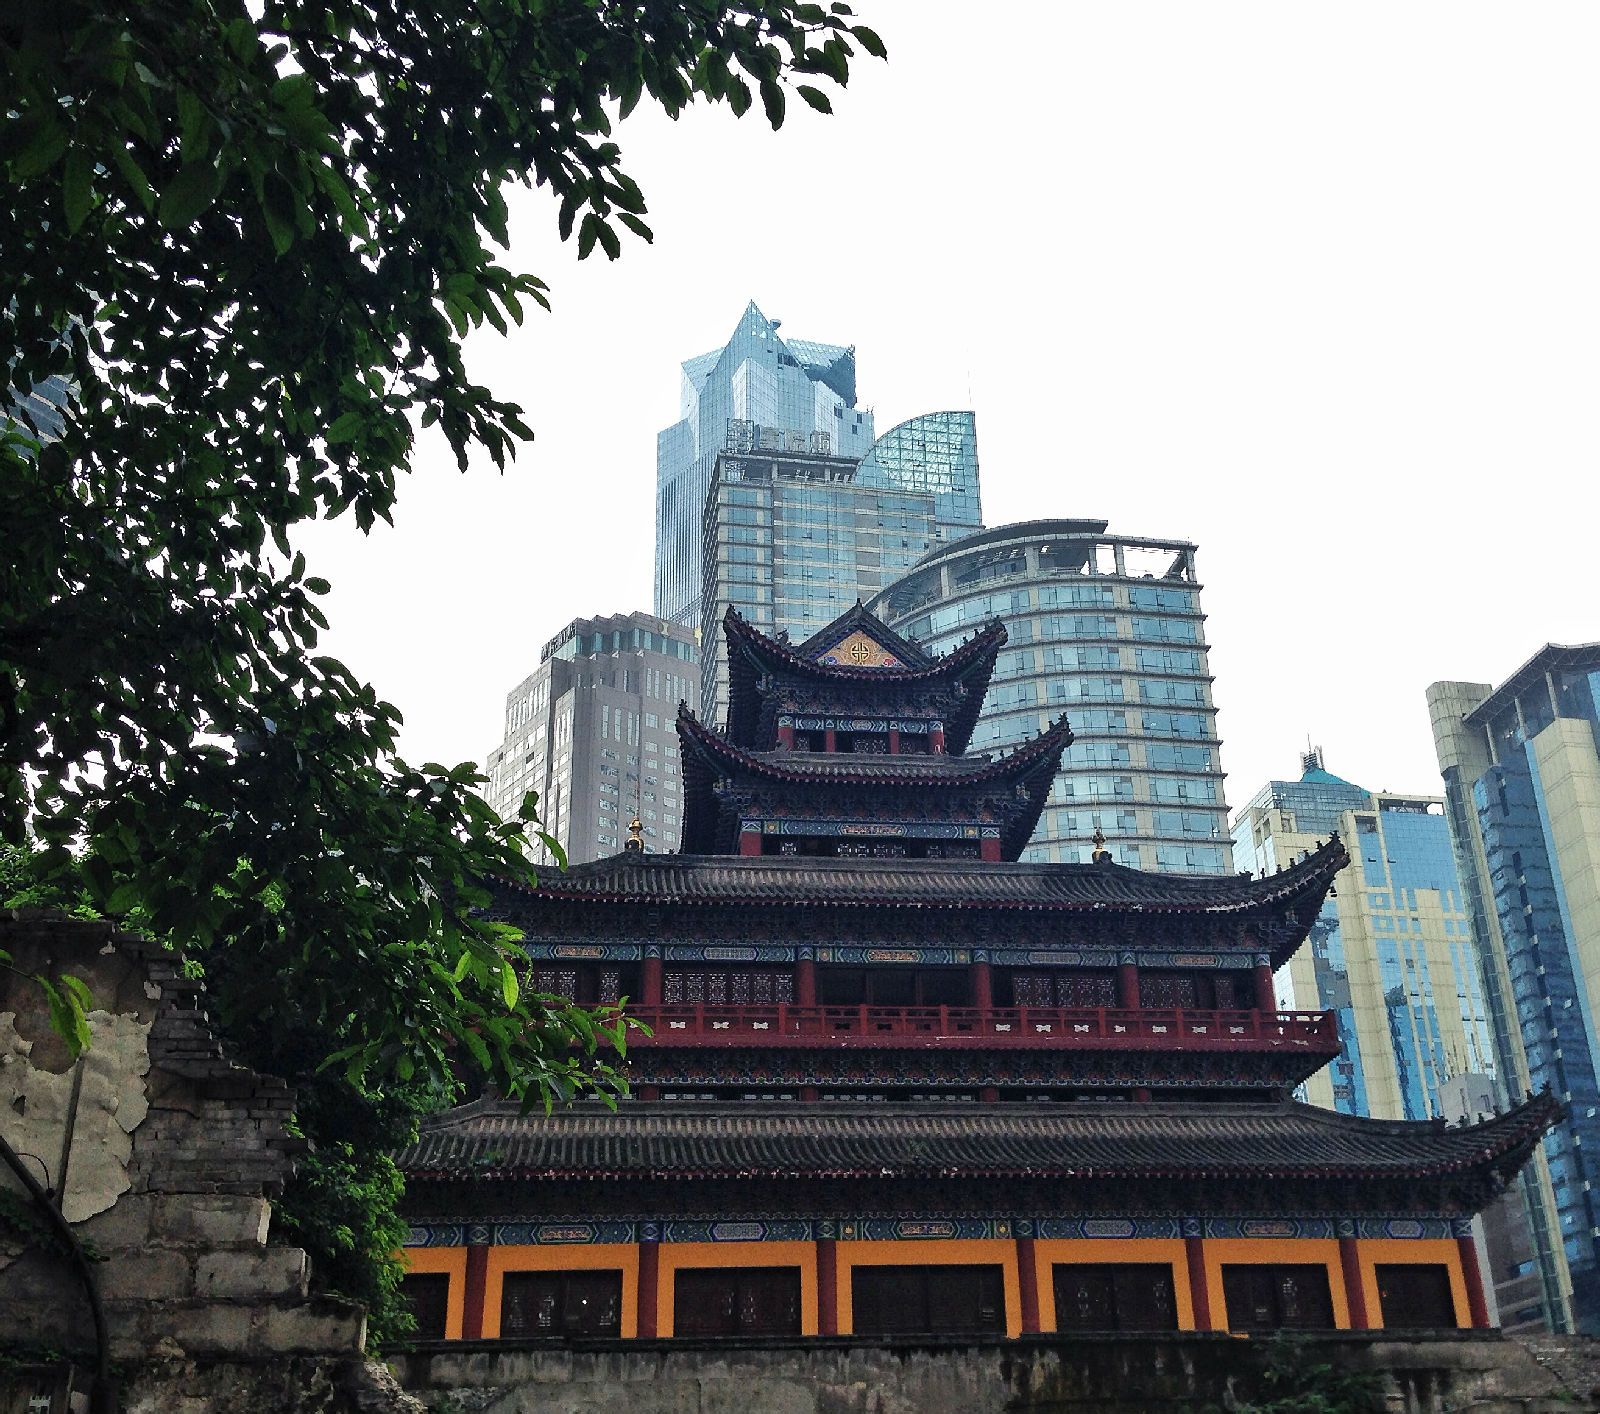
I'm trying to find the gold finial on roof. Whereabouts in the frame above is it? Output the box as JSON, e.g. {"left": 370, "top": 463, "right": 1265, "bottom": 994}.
{"left": 625, "top": 816, "right": 645, "bottom": 852}
{"left": 1090, "top": 827, "right": 1111, "bottom": 864}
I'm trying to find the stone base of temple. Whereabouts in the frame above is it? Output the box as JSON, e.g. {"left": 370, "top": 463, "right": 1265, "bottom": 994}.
{"left": 393, "top": 1332, "right": 1598, "bottom": 1414}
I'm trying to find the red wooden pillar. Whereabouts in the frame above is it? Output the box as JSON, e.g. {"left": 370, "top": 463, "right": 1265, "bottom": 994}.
{"left": 1253, "top": 958, "right": 1277, "bottom": 1014}
{"left": 1457, "top": 1231, "right": 1492, "bottom": 1328}
{"left": 1339, "top": 1236, "right": 1370, "bottom": 1328}
{"left": 824, "top": 728, "right": 838, "bottom": 753}
{"left": 1117, "top": 956, "right": 1140, "bottom": 1010}
{"left": 1134, "top": 1087, "right": 1152, "bottom": 1103}
{"left": 796, "top": 955, "right": 817, "bottom": 1007}
{"left": 462, "top": 1243, "right": 490, "bottom": 1339}
{"left": 1184, "top": 1235, "right": 1213, "bottom": 1331}
{"left": 1016, "top": 1236, "right": 1040, "bottom": 1333}
{"left": 929, "top": 726, "right": 946, "bottom": 754}
{"left": 817, "top": 1237, "right": 839, "bottom": 1335}
{"left": 888, "top": 726, "right": 901, "bottom": 755}
{"left": 642, "top": 953, "right": 663, "bottom": 1007}
{"left": 980, "top": 1085, "right": 1001, "bottom": 1103}
{"left": 739, "top": 827, "right": 762, "bottom": 856}
{"left": 980, "top": 836, "right": 1001, "bottom": 862}
{"left": 637, "top": 1083, "right": 661, "bottom": 1101}
{"left": 972, "top": 958, "right": 994, "bottom": 1011}
{"left": 777, "top": 721, "right": 796, "bottom": 749}
{"left": 638, "top": 1238, "right": 661, "bottom": 1338}
{"left": 800, "top": 1085, "right": 820, "bottom": 1102}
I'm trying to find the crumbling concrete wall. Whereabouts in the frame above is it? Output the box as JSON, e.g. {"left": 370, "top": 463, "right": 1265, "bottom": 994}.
{"left": 0, "top": 908, "right": 369, "bottom": 1386}
{"left": 394, "top": 1331, "right": 1600, "bottom": 1414}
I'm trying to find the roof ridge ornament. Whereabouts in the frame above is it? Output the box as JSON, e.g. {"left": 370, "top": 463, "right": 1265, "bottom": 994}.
{"left": 624, "top": 816, "right": 645, "bottom": 852}
{"left": 1091, "top": 828, "right": 1112, "bottom": 864}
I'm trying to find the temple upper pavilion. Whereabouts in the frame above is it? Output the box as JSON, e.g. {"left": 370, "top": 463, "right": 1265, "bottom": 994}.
{"left": 399, "top": 604, "right": 1558, "bottom": 1343}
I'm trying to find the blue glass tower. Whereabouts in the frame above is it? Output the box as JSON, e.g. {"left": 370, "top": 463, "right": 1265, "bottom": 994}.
{"left": 1430, "top": 645, "right": 1600, "bottom": 1333}
{"left": 655, "top": 303, "right": 876, "bottom": 629}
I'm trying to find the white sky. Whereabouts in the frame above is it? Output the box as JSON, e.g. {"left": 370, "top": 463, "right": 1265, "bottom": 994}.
{"left": 298, "top": 1, "right": 1599, "bottom": 820}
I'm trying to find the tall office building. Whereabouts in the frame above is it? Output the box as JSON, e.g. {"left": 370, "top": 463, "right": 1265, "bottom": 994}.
{"left": 483, "top": 613, "right": 698, "bottom": 866}
{"left": 697, "top": 411, "right": 982, "bottom": 726}
{"left": 870, "top": 520, "right": 1231, "bottom": 873}
{"left": 1230, "top": 751, "right": 1495, "bottom": 1120}
{"left": 1429, "top": 644, "right": 1600, "bottom": 1332}
{"left": 655, "top": 303, "right": 878, "bottom": 629}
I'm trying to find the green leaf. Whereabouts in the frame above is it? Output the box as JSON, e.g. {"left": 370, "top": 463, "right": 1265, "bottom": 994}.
{"left": 62, "top": 149, "right": 95, "bottom": 232}
{"left": 499, "top": 960, "right": 519, "bottom": 1010}
{"left": 851, "top": 24, "right": 888, "bottom": 59}
{"left": 760, "top": 78, "right": 787, "bottom": 129}
{"left": 108, "top": 144, "right": 155, "bottom": 213}
{"left": 796, "top": 85, "right": 833, "bottom": 115}
{"left": 158, "top": 160, "right": 220, "bottom": 228}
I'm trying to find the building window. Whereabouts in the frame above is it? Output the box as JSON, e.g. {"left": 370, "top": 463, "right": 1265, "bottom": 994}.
{"left": 500, "top": 1269, "right": 623, "bottom": 1337}
{"left": 401, "top": 1273, "right": 450, "bottom": 1341}
{"left": 673, "top": 1267, "right": 802, "bottom": 1337}
{"left": 1221, "top": 1265, "right": 1335, "bottom": 1332}
{"left": 1375, "top": 1264, "right": 1457, "bottom": 1328}
{"left": 851, "top": 1264, "right": 1005, "bottom": 1335}
{"left": 1052, "top": 1264, "right": 1178, "bottom": 1332}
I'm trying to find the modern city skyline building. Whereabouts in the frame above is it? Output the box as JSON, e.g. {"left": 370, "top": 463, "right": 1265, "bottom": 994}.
{"left": 483, "top": 612, "right": 698, "bottom": 867}
{"left": 1230, "top": 751, "right": 1495, "bottom": 1122}
{"left": 870, "top": 520, "right": 1231, "bottom": 873}
{"left": 655, "top": 303, "right": 878, "bottom": 630}
{"left": 1429, "top": 643, "right": 1600, "bottom": 1333}
{"left": 697, "top": 411, "right": 981, "bottom": 727}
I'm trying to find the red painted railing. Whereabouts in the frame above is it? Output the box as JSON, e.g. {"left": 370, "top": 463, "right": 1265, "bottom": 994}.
{"left": 619, "top": 1005, "right": 1337, "bottom": 1052}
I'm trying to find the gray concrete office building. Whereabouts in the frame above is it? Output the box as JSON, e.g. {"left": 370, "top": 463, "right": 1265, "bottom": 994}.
{"left": 870, "top": 520, "right": 1231, "bottom": 873}
{"left": 484, "top": 612, "right": 698, "bottom": 866}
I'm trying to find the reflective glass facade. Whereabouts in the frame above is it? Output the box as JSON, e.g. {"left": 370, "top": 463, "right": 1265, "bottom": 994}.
{"left": 1235, "top": 762, "right": 1495, "bottom": 1124}
{"left": 655, "top": 303, "right": 875, "bottom": 628}
{"left": 698, "top": 444, "right": 945, "bottom": 726}
{"left": 870, "top": 521, "right": 1231, "bottom": 872}
{"left": 1430, "top": 646, "right": 1600, "bottom": 1333}
{"left": 855, "top": 410, "right": 982, "bottom": 540}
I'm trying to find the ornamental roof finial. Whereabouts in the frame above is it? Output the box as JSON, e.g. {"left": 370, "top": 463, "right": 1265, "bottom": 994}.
{"left": 1090, "top": 827, "right": 1111, "bottom": 864}
{"left": 625, "top": 816, "right": 645, "bottom": 852}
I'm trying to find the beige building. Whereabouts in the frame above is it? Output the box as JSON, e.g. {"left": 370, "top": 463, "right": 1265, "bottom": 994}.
{"left": 1231, "top": 754, "right": 1493, "bottom": 1120}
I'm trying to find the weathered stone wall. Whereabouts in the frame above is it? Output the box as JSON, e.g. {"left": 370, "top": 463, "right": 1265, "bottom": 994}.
{"left": 0, "top": 908, "right": 414, "bottom": 1411}
{"left": 394, "top": 1331, "right": 1600, "bottom": 1414}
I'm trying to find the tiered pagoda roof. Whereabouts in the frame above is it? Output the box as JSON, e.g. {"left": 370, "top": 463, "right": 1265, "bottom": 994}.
{"left": 722, "top": 603, "right": 1005, "bottom": 753}
{"left": 676, "top": 707, "right": 1073, "bottom": 858}
{"left": 403, "top": 1091, "right": 1560, "bottom": 1198}
{"left": 499, "top": 835, "right": 1349, "bottom": 968}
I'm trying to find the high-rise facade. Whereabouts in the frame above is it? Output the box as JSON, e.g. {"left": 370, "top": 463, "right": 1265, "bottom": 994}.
{"left": 655, "top": 303, "right": 878, "bottom": 630}
{"left": 1230, "top": 752, "right": 1495, "bottom": 1121}
{"left": 1429, "top": 644, "right": 1600, "bottom": 1333}
{"left": 870, "top": 520, "right": 1230, "bottom": 873}
{"left": 697, "top": 411, "right": 981, "bottom": 727}
{"left": 483, "top": 613, "right": 698, "bottom": 866}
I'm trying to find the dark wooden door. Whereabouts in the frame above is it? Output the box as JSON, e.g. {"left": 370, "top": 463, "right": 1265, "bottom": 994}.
{"left": 1052, "top": 1263, "right": 1178, "bottom": 1332}
{"left": 500, "top": 1269, "right": 623, "bottom": 1337}
{"left": 1376, "top": 1264, "right": 1458, "bottom": 1328}
{"left": 673, "top": 1266, "right": 802, "bottom": 1336}
{"left": 401, "top": 1273, "right": 450, "bottom": 1340}
{"left": 1221, "top": 1264, "right": 1336, "bottom": 1332}
{"left": 852, "top": 1264, "right": 1005, "bottom": 1335}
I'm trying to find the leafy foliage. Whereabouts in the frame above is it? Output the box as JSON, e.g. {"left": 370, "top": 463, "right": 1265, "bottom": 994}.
{"left": 1222, "top": 1336, "right": 1387, "bottom": 1414}
{"left": 2, "top": 0, "right": 882, "bottom": 1342}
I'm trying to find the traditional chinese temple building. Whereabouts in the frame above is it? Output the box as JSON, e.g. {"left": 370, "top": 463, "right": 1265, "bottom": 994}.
{"left": 399, "top": 604, "right": 1558, "bottom": 1345}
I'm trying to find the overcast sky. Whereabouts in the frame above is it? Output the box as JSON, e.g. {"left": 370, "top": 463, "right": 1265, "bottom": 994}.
{"left": 298, "top": 1, "right": 1598, "bottom": 820}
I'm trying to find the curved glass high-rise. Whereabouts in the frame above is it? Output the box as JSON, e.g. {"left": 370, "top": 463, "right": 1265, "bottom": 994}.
{"left": 869, "top": 519, "right": 1232, "bottom": 873}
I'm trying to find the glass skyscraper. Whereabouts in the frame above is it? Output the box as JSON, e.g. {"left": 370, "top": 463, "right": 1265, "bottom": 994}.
{"left": 1429, "top": 644, "right": 1600, "bottom": 1333}
{"left": 1231, "top": 753, "right": 1494, "bottom": 1122}
{"left": 870, "top": 520, "right": 1230, "bottom": 872}
{"left": 698, "top": 410, "right": 982, "bottom": 727}
{"left": 655, "top": 303, "right": 877, "bottom": 629}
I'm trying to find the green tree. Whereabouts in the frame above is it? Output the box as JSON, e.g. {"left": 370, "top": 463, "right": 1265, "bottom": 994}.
{"left": 2, "top": 0, "right": 883, "bottom": 1343}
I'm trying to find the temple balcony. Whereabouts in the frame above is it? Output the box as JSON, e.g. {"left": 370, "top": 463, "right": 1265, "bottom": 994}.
{"left": 620, "top": 1005, "right": 1338, "bottom": 1055}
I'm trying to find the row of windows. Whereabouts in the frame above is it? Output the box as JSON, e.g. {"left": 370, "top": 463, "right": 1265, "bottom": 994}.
{"left": 404, "top": 1259, "right": 1459, "bottom": 1340}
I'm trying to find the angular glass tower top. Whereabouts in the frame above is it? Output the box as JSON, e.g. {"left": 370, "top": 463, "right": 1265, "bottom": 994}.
{"left": 655, "top": 302, "right": 875, "bottom": 628}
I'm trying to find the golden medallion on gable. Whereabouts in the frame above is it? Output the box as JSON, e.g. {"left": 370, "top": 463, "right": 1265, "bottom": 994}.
{"left": 818, "top": 630, "right": 901, "bottom": 670}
